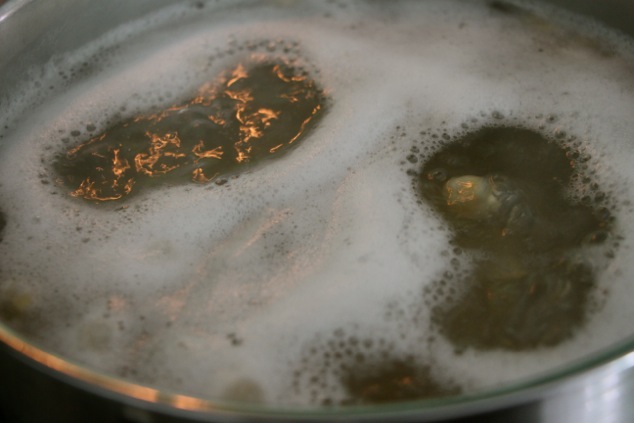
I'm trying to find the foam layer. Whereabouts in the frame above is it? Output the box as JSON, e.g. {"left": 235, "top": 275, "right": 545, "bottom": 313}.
{"left": 1, "top": 0, "right": 634, "bottom": 407}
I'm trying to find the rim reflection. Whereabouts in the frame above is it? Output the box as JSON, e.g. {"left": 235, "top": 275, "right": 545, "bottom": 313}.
{"left": 2, "top": 320, "right": 634, "bottom": 421}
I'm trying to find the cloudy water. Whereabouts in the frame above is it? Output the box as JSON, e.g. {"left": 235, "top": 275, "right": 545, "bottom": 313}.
{"left": 1, "top": 0, "right": 634, "bottom": 407}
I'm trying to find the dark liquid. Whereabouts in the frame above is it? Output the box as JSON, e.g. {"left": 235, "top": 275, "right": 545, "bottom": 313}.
{"left": 419, "top": 127, "right": 613, "bottom": 350}
{"left": 54, "top": 59, "right": 325, "bottom": 202}
{"left": 293, "top": 328, "right": 461, "bottom": 406}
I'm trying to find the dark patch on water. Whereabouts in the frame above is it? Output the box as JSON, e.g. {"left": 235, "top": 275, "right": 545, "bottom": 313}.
{"left": 54, "top": 58, "right": 325, "bottom": 202}
{"left": 293, "top": 328, "right": 460, "bottom": 405}
{"left": 418, "top": 126, "right": 614, "bottom": 350}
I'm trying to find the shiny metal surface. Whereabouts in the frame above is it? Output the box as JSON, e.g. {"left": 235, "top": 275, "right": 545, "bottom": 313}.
{"left": 1, "top": 0, "right": 634, "bottom": 422}
{"left": 539, "top": 351, "right": 634, "bottom": 423}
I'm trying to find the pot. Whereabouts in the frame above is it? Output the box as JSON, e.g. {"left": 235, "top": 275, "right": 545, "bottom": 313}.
{"left": 1, "top": 1, "right": 634, "bottom": 422}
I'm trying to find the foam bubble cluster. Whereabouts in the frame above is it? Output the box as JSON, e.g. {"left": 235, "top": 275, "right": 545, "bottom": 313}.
{"left": 1, "top": 0, "right": 634, "bottom": 408}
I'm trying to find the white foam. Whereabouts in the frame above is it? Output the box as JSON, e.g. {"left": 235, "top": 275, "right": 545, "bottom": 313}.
{"left": 1, "top": 0, "right": 634, "bottom": 407}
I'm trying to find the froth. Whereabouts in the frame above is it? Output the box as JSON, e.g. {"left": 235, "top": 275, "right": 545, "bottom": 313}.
{"left": 1, "top": 0, "right": 634, "bottom": 408}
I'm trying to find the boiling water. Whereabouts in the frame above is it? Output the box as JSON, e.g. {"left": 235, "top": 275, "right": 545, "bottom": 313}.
{"left": 1, "top": 0, "right": 634, "bottom": 407}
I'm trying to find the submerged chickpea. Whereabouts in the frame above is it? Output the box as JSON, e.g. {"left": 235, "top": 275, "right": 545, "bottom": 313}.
{"left": 443, "top": 175, "right": 501, "bottom": 219}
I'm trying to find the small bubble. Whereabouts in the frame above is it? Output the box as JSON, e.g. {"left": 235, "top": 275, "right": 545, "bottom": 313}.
{"left": 426, "top": 168, "right": 447, "bottom": 182}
